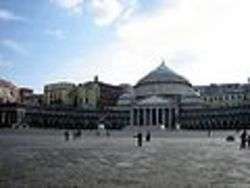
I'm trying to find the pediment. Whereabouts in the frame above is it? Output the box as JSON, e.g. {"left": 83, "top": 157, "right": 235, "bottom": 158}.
{"left": 137, "top": 96, "right": 170, "bottom": 105}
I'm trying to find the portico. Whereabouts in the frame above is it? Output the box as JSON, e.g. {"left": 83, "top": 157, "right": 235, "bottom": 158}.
{"left": 130, "top": 95, "right": 177, "bottom": 128}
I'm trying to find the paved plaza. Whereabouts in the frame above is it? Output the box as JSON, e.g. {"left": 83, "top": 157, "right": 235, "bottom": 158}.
{"left": 1, "top": 129, "right": 250, "bottom": 188}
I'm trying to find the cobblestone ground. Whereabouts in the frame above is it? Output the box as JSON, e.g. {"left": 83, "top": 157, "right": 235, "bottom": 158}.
{"left": 1, "top": 129, "right": 250, "bottom": 188}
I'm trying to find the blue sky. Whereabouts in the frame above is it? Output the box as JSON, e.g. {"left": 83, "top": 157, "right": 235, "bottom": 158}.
{"left": 1, "top": 0, "right": 250, "bottom": 92}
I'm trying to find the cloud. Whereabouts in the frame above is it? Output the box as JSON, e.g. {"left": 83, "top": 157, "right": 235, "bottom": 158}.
{"left": 111, "top": 0, "right": 250, "bottom": 84}
{"left": 0, "top": 9, "right": 26, "bottom": 22}
{"left": 1, "top": 39, "right": 29, "bottom": 56}
{"left": 50, "top": 0, "right": 84, "bottom": 13}
{"left": 51, "top": 0, "right": 250, "bottom": 86}
{"left": 45, "top": 29, "right": 66, "bottom": 39}
{"left": 49, "top": 0, "right": 137, "bottom": 25}
{"left": 90, "top": 0, "right": 138, "bottom": 26}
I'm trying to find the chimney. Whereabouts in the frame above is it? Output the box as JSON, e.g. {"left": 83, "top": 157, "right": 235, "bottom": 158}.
{"left": 94, "top": 75, "right": 99, "bottom": 83}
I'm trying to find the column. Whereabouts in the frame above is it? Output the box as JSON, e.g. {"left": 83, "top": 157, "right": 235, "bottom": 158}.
{"left": 146, "top": 108, "right": 150, "bottom": 126}
{"left": 0, "top": 112, "right": 3, "bottom": 124}
{"left": 159, "top": 108, "right": 163, "bottom": 125}
{"left": 156, "top": 107, "right": 159, "bottom": 126}
{"left": 169, "top": 108, "right": 172, "bottom": 129}
{"left": 139, "top": 108, "right": 142, "bottom": 126}
{"left": 172, "top": 108, "right": 176, "bottom": 129}
{"left": 130, "top": 109, "right": 133, "bottom": 126}
{"left": 137, "top": 108, "right": 140, "bottom": 126}
{"left": 165, "top": 108, "right": 169, "bottom": 128}
{"left": 133, "top": 109, "right": 137, "bottom": 126}
{"left": 174, "top": 108, "right": 178, "bottom": 129}
{"left": 143, "top": 108, "right": 147, "bottom": 126}
{"left": 2, "top": 112, "right": 5, "bottom": 124}
{"left": 7, "top": 112, "right": 10, "bottom": 125}
{"left": 134, "top": 109, "right": 137, "bottom": 126}
{"left": 162, "top": 108, "right": 165, "bottom": 127}
{"left": 16, "top": 110, "right": 23, "bottom": 124}
{"left": 149, "top": 108, "right": 153, "bottom": 126}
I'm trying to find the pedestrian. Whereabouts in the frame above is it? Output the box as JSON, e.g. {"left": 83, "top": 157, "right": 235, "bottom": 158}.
{"left": 96, "top": 130, "right": 100, "bottom": 136}
{"left": 240, "top": 129, "right": 247, "bottom": 149}
{"left": 248, "top": 135, "right": 250, "bottom": 148}
{"left": 208, "top": 130, "right": 212, "bottom": 137}
{"left": 106, "top": 129, "right": 110, "bottom": 137}
{"left": 77, "top": 129, "right": 82, "bottom": 138}
{"left": 137, "top": 133, "right": 143, "bottom": 147}
{"left": 146, "top": 131, "right": 151, "bottom": 142}
{"left": 64, "top": 130, "right": 69, "bottom": 141}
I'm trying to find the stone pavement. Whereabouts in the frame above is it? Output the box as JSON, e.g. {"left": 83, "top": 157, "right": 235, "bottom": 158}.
{"left": 0, "top": 129, "right": 250, "bottom": 188}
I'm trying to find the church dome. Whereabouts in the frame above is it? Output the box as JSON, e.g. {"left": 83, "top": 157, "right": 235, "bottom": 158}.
{"left": 136, "top": 62, "right": 191, "bottom": 86}
{"left": 134, "top": 61, "right": 197, "bottom": 98}
{"left": 136, "top": 61, "right": 190, "bottom": 86}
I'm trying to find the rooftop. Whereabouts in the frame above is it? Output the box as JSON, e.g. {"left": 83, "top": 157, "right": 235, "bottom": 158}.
{"left": 135, "top": 61, "right": 190, "bottom": 87}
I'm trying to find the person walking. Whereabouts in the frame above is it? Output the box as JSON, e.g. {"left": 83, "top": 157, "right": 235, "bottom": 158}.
{"left": 146, "top": 131, "right": 151, "bottom": 142}
{"left": 240, "top": 129, "right": 247, "bottom": 149}
{"left": 137, "top": 133, "right": 143, "bottom": 147}
{"left": 64, "top": 130, "right": 70, "bottom": 141}
{"left": 247, "top": 134, "right": 250, "bottom": 148}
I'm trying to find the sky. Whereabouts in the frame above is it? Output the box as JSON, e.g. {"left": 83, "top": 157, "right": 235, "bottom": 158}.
{"left": 1, "top": 0, "right": 250, "bottom": 93}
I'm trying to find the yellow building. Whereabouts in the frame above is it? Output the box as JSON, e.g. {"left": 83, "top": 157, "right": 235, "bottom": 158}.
{"left": 43, "top": 77, "right": 124, "bottom": 109}
{"left": 44, "top": 82, "right": 75, "bottom": 106}
{"left": 73, "top": 82, "right": 100, "bottom": 109}
{"left": 70, "top": 76, "right": 123, "bottom": 109}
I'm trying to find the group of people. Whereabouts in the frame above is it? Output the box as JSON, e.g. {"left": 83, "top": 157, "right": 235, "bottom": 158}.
{"left": 240, "top": 129, "right": 250, "bottom": 149}
{"left": 64, "top": 129, "right": 82, "bottom": 141}
{"left": 134, "top": 131, "right": 151, "bottom": 147}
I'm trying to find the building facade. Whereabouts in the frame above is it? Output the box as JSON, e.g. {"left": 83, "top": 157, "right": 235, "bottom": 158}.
{"left": 0, "top": 79, "right": 19, "bottom": 104}
{"left": 195, "top": 83, "right": 250, "bottom": 107}
{"left": 1, "top": 61, "right": 250, "bottom": 130}
{"left": 117, "top": 62, "right": 204, "bottom": 128}
{"left": 45, "top": 76, "right": 125, "bottom": 110}
{"left": 19, "top": 87, "right": 34, "bottom": 104}
{"left": 44, "top": 82, "right": 76, "bottom": 107}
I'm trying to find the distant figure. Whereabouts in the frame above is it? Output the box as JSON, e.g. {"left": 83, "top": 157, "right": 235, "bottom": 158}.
{"left": 64, "top": 131, "right": 69, "bottom": 141}
{"left": 248, "top": 135, "right": 250, "bottom": 148}
{"left": 73, "top": 129, "right": 82, "bottom": 140}
{"left": 146, "top": 131, "right": 151, "bottom": 142}
{"left": 96, "top": 130, "right": 100, "bottom": 136}
{"left": 240, "top": 129, "right": 247, "bottom": 149}
{"left": 77, "top": 129, "right": 82, "bottom": 137}
{"left": 137, "top": 133, "right": 143, "bottom": 147}
{"left": 208, "top": 130, "right": 212, "bottom": 137}
{"left": 134, "top": 133, "right": 143, "bottom": 147}
{"left": 106, "top": 129, "right": 110, "bottom": 137}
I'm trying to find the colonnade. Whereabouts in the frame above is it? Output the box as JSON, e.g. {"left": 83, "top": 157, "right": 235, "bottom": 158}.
{"left": 0, "top": 109, "right": 25, "bottom": 127}
{"left": 130, "top": 107, "right": 176, "bottom": 128}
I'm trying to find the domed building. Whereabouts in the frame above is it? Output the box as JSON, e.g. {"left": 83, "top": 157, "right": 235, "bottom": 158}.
{"left": 118, "top": 61, "right": 204, "bottom": 128}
